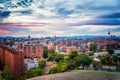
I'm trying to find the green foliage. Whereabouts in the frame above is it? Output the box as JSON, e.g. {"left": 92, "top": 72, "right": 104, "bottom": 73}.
{"left": 100, "top": 54, "right": 111, "bottom": 65}
{"left": 68, "top": 50, "right": 78, "bottom": 59}
{"left": 89, "top": 52, "right": 94, "bottom": 56}
{"left": 49, "top": 66, "right": 59, "bottom": 74}
{"left": 49, "top": 49, "right": 55, "bottom": 54}
{"left": 43, "top": 46, "right": 49, "bottom": 58}
{"left": 48, "top": 52, "right": 64, "bottom": 63}
{"left": 66, "top": 60, "right": 76, "bottom": 70}
{"left": 97, "top": 49, "right": 103, "bottom": 52}
{"left": 90, "top": 44, "right": 97, "bottom": 52}
{"left": 55, "top": 54, "right": 64, "bottom": 63}
{"left": 48, "top": 53, "right": 57, "bottom": 61}
{"left": 25, "top": 68, "right": 43, "bottom": 78}
{"left": 0, "top": 76, "right": 4, "bottom": 80}
{"left": 92, "top": 60, "right": 101, "bottom": 67}
{"left": 111, "top": 55, "right": 119, "bottom": 66}
{"left": 107, "top": 48, "right": 114, "bottom": 55}
{"left": 107, "top": 68, "right": 112, "bottom": 72}
{"left": 38, "top": 60, "right": 46, "bottom": 69}
{"left": 49, "top": 60, "right": 67, "bottom": 74}
{"left": 58, "top": 61, "right": 67, "bottom": 72}
{"left": 116, "top": 66, "right": 120, "bottom": 72}
{"left": 75, "top": 54, "right": 93, "bottom": 68}
{"left": 2, "top": 66, "right": 22, "bottom": 80}
{"left": 2, "top": 66, "right": 12, "bottom": 80}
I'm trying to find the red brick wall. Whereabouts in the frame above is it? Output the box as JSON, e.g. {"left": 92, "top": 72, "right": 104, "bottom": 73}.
{"left": 0, "top": 47, "right": 5, "bottom": 63}
{"left": 14, "top": 53, "right": 24, "bottom": 77}
{"left": 0, "top": 46, "right": 24, "bottom": 77}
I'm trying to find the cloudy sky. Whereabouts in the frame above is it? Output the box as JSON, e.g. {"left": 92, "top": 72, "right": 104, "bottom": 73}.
{"left": 0, "top": 0, "right": 120, "bottom": 37}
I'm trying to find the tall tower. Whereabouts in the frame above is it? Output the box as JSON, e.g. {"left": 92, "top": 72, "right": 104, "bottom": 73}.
{"left": 28, "top": 35, "right": 31, "bottom": 40}
{"left": 108, "top": 29, "right": 110, "bottom": 38}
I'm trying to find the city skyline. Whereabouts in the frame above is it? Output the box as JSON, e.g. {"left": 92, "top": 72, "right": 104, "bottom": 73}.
{"left": 0, "top": 0, "right": 120, "bottom": 37}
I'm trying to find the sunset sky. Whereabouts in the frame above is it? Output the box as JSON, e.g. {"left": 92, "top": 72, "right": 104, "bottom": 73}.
{"left": 0, "top": 0, "right": 120, "bottom": 37}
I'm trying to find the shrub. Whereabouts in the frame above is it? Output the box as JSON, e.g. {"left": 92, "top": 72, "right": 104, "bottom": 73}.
{"left": 2, "top": 66, "right": 20, "bottom": 80}
{"left": 55, "top": 54, "right": 64, "bottom": 63}
{"left": 89, "top": 52, "right": 94, "bottom": 56}
{"left": 2, "top": 66, "right": 12, "bottom": 80}
{"left": 49, "top": 60, "right": 67, "bottom": 74}
{"left": 58, "top": 61, "right": 67, "bottom": 72}
{"left": 25, "top": 68, "right": 43, "bottom": 78}
{"left": 66, "top": 60, "right": 76, "bottom": 71}
{"left": 38, "top": 60, "right": 46, "bottom": 69}
{"left": 107, "top": 68, "right": 112, "bottom": 72}
{"left": 0, "top": 77, "right": 4, "bottom": 80}
{"left": 49, "top": 66, "right": 59, "bottom": 74}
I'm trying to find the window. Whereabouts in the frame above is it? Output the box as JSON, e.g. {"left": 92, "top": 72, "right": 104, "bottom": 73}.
{"left": 33, "top": 46, "right": 36, "bottom": 54}
{"left": 38, "top": 46, "right": 40, "bottom": 54}
{"left": 28, "top": 46, "right": 30, "bottom": 54}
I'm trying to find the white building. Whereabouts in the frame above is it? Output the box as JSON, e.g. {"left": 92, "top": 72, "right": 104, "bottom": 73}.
{"left": 24, "top": 58, "right": 38, "bottom": 70}
{"left": 114, "top": 50, "right": 120, "bottom": 55}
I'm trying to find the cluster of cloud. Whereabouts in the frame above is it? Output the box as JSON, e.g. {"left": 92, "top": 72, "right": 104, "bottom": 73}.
{"left": 0, "top": 0, "right": 120, "bottom": 37}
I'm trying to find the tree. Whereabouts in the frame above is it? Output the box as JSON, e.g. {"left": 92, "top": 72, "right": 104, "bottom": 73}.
{"left": 48, "top": 53, "right": 57, "bottom": 61}
{"left": 66, "top": 60, "right": 76, "bottom": 70}
{"left": 90, "top": 44, "right": 97, "bottom": 52}
{"left": 99, "top": 54, "right": 111, "bottom": 65}
{"left": 75, "top": 54, "right": 93, "bottom": 68}
{"left": 49, "top": 49, "right": 55, "bottom": 54}
{"left": 111, "top": 55, "right": 119, "bottom": 66}
{"left": 107, "top": 48, "right": 114, "bottom": 55}
{"left": 38, "top": 60, "right": 46, "bottom": 69}
{"left": 92, "top": 60, "right": 102, "bottom": 70}
{"left": 55, "top": 54, "right": 64, "bottom": 63}
{"left": 89, "top": 52, "right": 94, "bottom": 56}
{"left": 43, "top": 46, "right": 49, "bottom": 58}
{"left": 68, "top": 50, "right": 78, "bottom": 59}
{"left": 92, "top": 60, "right": 100, "bottom": 67}
{"left": 2, "top": 66, "right": 12, "bottom": 80}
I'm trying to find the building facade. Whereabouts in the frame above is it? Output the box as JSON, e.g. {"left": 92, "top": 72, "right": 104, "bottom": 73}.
{"left": 16, "top": 41, "right": 44, "bottom": 59}
{"left": 0, "top": 46, "right": 24, "bottom": 77}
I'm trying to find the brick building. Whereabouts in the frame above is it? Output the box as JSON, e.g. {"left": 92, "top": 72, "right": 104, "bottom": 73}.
{"left": 23, "top": 44, "right": 43, "bottom": 58}
{"left": 0, "top": 46, "right": 24, "bottom": 77}
{"left": 15, "top": 41, "right": 44, "bottom": 59}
